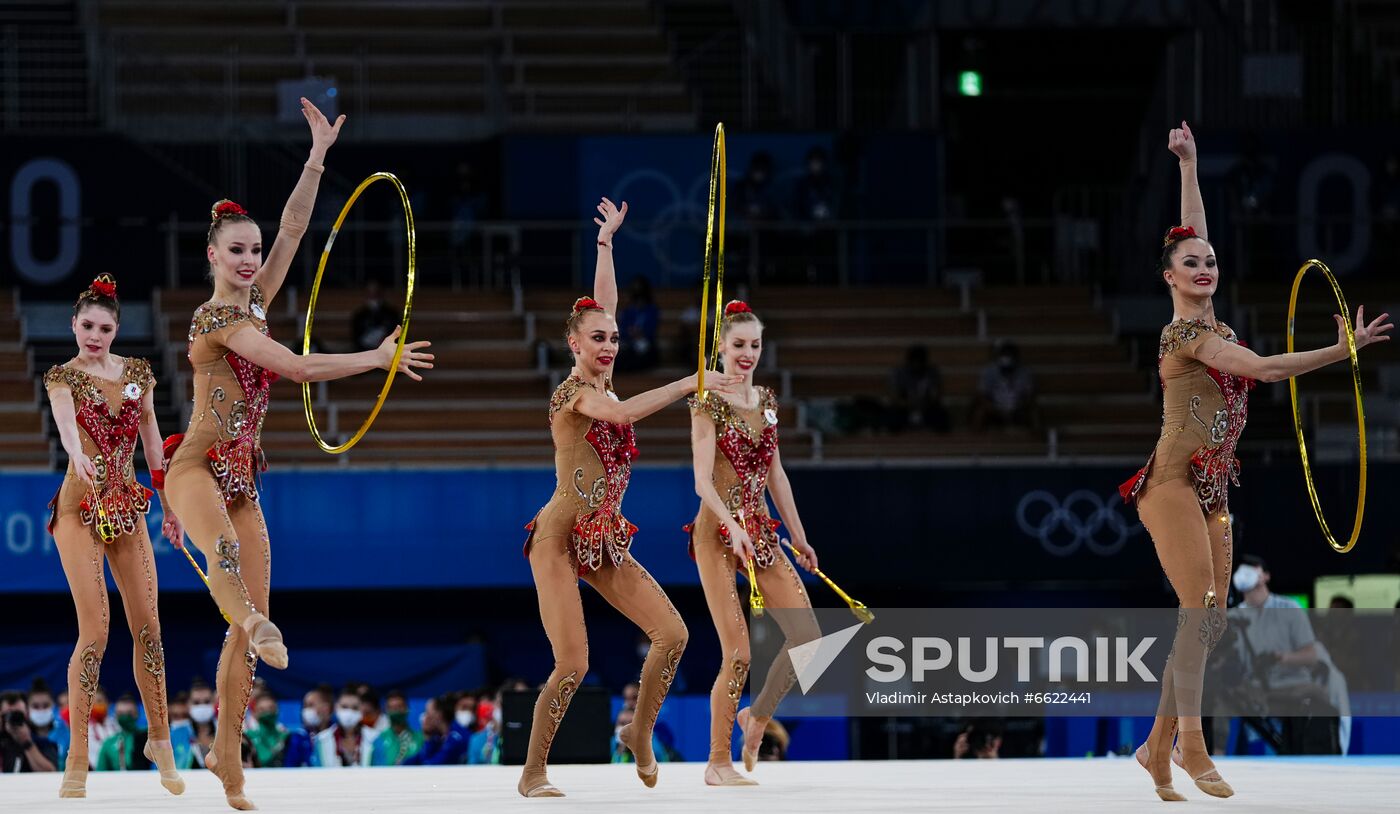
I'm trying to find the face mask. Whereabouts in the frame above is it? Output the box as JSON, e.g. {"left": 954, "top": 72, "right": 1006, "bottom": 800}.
{"left": 302, "top": 708, "right": 323, "bottom": 729}
{"left": 117, "top": 713, "right": 139, "bottom": 733}
{"left": 387, "top": 711, "right": 409, "bottom": 728}
{"left": 998, "top": 356, "right": 1015, "bottom": 370}
{"left": 1233, "top": 565, "right": 1262, "bottom": 593}
{"left": 361, "top": 709, "right": 379, "bottom": 727}
{"left": 257, "top": 712, "right": 279, "bottom": 730}
{"left": 29, "top": 708, "right": 54, "bottom": 728}
{"left": 336, "top": 708, "right": 363, "bottom": 730}
{"left": 190, "top": 704, "right": 215, "bottom": 724}
{"left": 90, "top": 703, "right": 108, "bottom": 722}
{"left": 455, "top": 710, "right": 475, "bottom": 729}
{"left": 491, "top": 707, "right": 502, "bottom": 725}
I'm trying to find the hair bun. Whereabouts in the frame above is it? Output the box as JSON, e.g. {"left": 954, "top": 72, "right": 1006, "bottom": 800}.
{"left": 211, "top": 199, "right": 248, "bottom": 222}
{"left": 89, "top": 274, "right": 117, "bottom": 300}
{"left": 724, "top": 300, "right": 753, "bottom": 316}
{"left": 1163, "top": 225, "right": 1198, "bottom": 245}
{"left": 571, "top": 296, "right": 602, "bottom": 314}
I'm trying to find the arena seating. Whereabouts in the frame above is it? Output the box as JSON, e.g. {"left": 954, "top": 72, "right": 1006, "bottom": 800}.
{"left": 95, "top": 0, "right": 694, "bottom": 133}
{"left": 26, "top": 282, "right": 1157, "bottom": 467}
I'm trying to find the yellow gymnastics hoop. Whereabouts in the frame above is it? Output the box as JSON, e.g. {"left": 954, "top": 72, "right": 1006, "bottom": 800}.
{"left": 696, "top": 123, "right": 726, "bottom": 401}
{"left": 301, "top": 172, "right": 416, "bottom": 454}
{"left": 1285, "top": 258, "right": 1366, "bottom": 553}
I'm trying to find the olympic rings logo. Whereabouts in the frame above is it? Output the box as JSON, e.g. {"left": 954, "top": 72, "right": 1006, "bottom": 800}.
{"left": 1015, "top": 490, "right": 1143, "bottom": 557}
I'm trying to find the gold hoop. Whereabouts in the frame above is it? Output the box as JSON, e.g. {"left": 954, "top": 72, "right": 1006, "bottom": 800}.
{"left": 301, "top": 172, "right": 417, "bottom": 454}
{"left": 1286, "top": 258, "right": 1366, "bottom": 553}
{"left": 696, "top": 123, "right": 726, "bottom": 401}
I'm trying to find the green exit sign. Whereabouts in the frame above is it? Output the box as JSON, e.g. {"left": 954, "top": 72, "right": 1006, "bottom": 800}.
{"left": 958, "top": 71, "right": 983, "bottom": 96}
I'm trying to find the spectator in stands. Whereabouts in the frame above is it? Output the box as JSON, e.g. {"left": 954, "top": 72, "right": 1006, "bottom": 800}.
{"left": 616, "top": 276, "right": 661, "bottom": 372}
{"left": 971, "top": 342, "right": 1040, "bottom": 432}
{"left": 405, "top": 694, "right": 468, "bottom": 766}
{"left": 371, "top": 690, "right": 423, "bottom": 766}
{"left": 166, "top": 691, "right": 193, "bottom": 770}
{"left": 611, "top": 706, "right": 668, "bottom": 766}
{"left": 758, "top": 719, "right": 790, "bottom": 761}
{"left": 85, "top": 686, "right": 118, "bottom": 768}
{"left": 282, "top": 687, "right": 327, "bottom": 769}
{"left": 888, "top": 345, "right": 950, "bottom": 433}
{"left": 357, "top": 685, "right": 389, "bottom": 738}
{"left": 247, "top": 692, "right": 289, "bottom": 768}
{"left": 350, "top": 277, "right": 399, "bottom": 352}
{"left": 313, "top": 686, "right": 376, "bottom": 767}
{"left": 621, "top": 682, "right": 639, "bottom": 712}
{"left": 2, "top": 689, "right": 58, "bottom": 773}
{"left": 25, "top": 680, "right": 65, "bottom": 771}
{"left": 1230, "top": 555, "right": 1347, "bottom": 753}
{"left": 188, "top": 680, "right": 216, "bottom": 769}
{"left": 95, "top": 694, "right": 149, "bottom": 771}
{"left": 953, "top": 720, "right": 1003, "bottom": 759}
{"left": 452, "top": 692, "right": 479, "bottom": 737}
{"left": 1231, "top": 556, "right": 1317, "bottom": 668}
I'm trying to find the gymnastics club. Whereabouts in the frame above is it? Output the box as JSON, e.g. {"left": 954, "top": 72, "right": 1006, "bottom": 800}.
{"left": 781, "top": 538, "right": 875, "bottom": 624}
{"left": 178, "top": 543, "right": 233, "bottom": 624}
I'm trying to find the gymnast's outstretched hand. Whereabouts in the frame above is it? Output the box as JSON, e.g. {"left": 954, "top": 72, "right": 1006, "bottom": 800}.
{"left": 1343, "top": 306, "right": 1392, "bottom": 351}
{"left": 300, "top": 96, "right": 346, "bottom": 160}
{"left": 378, "top": 327, "right": 435, "bottom": 381}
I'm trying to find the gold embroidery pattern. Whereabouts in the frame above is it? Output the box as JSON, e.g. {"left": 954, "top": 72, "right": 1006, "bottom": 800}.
{"left": 547, "top": 376, "right": 590, "bottom": 424}
{"left": 727, "top": 656, "right": 750, "bottom": 702}
{"left": 138, "top": 624, "right": 168, "bottom": 722}
{"left": 540, "top": 671, "right": 579, "bottom": 756}
{"left": 77, "top": 642, "right": 102, "bottom": 699}
{"left": 188, "top": 285, "right": 268, "bottom": 340}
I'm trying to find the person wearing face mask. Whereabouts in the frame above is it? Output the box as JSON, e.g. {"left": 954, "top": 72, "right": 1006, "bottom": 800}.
{"left": 405, "top": 695, "right": 467, "bottom": 766}
{"left": 970, "top": 341, "right": 1039, "bottom": 432}
{"left": 245, "top": 692, "right": 288, "bottom": 768}
{"left": 1120, "top": 123, "right": 1391, "bottom": 803}
{"left": 42, "top": 276, "right": 186, "bottom": 798}
{"left": 24, "top": 681, "right": 66, "bottom": 771}
{"left": 312, "top": 688, "right": 376, "bottom": 768}
{"left": 162, "top": 101, "right": 432, "bottom": 812}
{"left": 94, "top": 695, "right": 150, "bottom": 772}
{"left": 686, "top": 300, "right": 822, "bottom": 787}
{"left": 517, "top": 199, "right": 738, "bottom": 799}
{"left": 451, "top": 692, "right": 478, "bottom": 742}
{"left": 370, "top": 690, "right": 423, "bottom": 766}
{"left": 468, "top": 697, "right": 503, "bottom": 766}
{"left": 188, "top": 680, "right": 218, "bottom": 769}
{"left": 283, "top": 686, "right": 328, "bottom": 768}
{"left": 357, "top": 686, "right": 389, "bottom": 738}
{"left": 2, "top": 690, "right": 59, "bottom": 773}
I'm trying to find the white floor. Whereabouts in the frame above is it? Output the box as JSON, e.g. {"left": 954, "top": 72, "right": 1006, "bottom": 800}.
{"left": 5, "top": 757, "right": 1398, "bottom": 813}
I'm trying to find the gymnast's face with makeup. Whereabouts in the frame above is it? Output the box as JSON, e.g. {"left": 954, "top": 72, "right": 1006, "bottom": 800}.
{"left": 207, "top": 221, "right": 263, "bottom": 293}
{"left": 1162, "top": 237, "right": 1218, "bottom": 300}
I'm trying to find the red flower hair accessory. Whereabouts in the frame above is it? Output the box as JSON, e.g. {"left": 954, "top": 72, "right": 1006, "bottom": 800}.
{"left": 724, "top": 300, "right": 753, "bottom": 316}
{"left": 1164, "top": 225, "right": 1198, "bottom": 245}
{"left": 211, "top": 199, "right": 248, "bottom": 221}
{"left": 89, "top": 274, "right": 117, "bottom": 299}
{"left": 571, "top": 296, "right": 602, "bottom": 315}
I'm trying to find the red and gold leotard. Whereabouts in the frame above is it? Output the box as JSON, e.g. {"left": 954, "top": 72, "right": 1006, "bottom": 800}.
{"left": 1121, "top": 318, "right": 1255, "bottom": 514}
{"left": 685, "top": 387, "right": 783, "bottom": 568}
{"left": 166, "top": 284, "right": 280, "bottom": 502}
{"left": 524, "top": 374, "right": 640, "bottom": 575}
{"left": 44, "top": 358, "right": 156, "bottom": 540}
